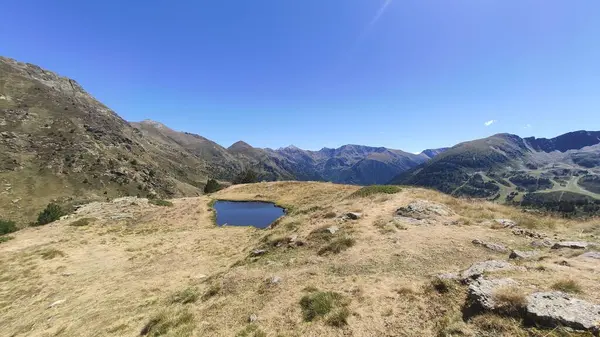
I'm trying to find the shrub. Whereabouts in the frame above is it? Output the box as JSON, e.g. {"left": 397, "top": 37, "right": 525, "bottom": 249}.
{"left": 149, "top": 199, "right": 173, "bottom": 207}
{"left": 35, "top": 203, "right": 65, "bottom": 226}
{"left": 551, "top": 279, "right": 582, "bottom": 294}
{"left": 318, "top": 236, "right": 356, "bottom": 255}
{"left": 0, "top": 236, "right": 14, "bottom": 244}
{"left": 232, "top": 169, "right": 258, "bottom": 185}
{"left": 299, "top": 291, "right": 350, "bottom": 323}
{"left": 349, "top": 185, "right": 401, "bottom": 198}
{"left": 0, "top": 219, "right": 18, "bottom": 235}
{"left": 204, "top": 178, "right": 222, "bottom": 194}
{"left": 140, "top": 308, "right": 195, "bottom": 337}
{"left": 170, "top": 287, "right": 199, "bottom": 304}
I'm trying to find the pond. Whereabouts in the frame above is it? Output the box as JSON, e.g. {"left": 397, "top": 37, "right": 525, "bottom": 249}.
{"left": 213, "top": 201, "right": 285, "bottom": 229}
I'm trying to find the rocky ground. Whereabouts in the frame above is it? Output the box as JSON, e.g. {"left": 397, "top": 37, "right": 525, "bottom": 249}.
{"left": 0, "top": 182, "right": 599, "bottom": 336}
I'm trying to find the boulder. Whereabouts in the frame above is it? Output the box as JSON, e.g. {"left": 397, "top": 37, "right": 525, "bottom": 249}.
{"left": 495, "top": 219, "right": 517, "bottom": 228}
{"left": 467, "top": 278, "right": 519, "bottom": 312}
{"left": 526, "top": 292, "right": 600, "bottom": 333}
{"left": 345, "top": 212, "right": 362, "bottom": 220}
{"left": 462, "top": 260, "right": 525, "bottom": 281}
{"left": 267, "top": 276, "right": 282, "bottom": 285}
{"left": 509, "top": 250, "right": 540, "bottom": 260}
{"left": 396, "top": 200, "right": 453, "bottom": 220}
{"left": 512, "top": 227, "right": 546, "bottom": 239}
{"left": 472, "top": 239, "right": 509, "bottom": 253}
{"left": 531, "top": 239, "right": 554, "bottom": 248}
{"left": 581, "top": 251, "right": 600, "bottom": 260}
{"left": 552, "top": 242, "right": 590, "bottom": 250}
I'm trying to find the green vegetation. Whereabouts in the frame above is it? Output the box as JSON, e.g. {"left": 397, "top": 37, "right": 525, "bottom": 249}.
{"left": 522, "top": 191, "right": 600, "bottom": 215}
{"left": 350, "top": 185, "right": 401, "bottom": 198}
{"left": 299, "top": 291, "right": 351, "bottom": 326}
{"left": 509, "top": 174, "right": 553, "bottom": 192}
{"left": 140, "top": 308, "right": 195, "bottom": 336}
{"left": 0, "top": 219, "right": 18, "bottom": 235}
{"left": 233, "top": 169, "right": 258, "bottom": 185}
{"left": 0, "top": 236, "right": 14, "bottom": 244}
{"left": 149, "top": 199, "right": 173, "bottom": 207}
{"left": 578, "top": 175, "right": 600, "bottom": 194}
{"left": 551, "top": 279, "right": 583, "bottom": 294}
{"left": 35, "top": 203, "right": 65, "bottom": 226}
{"left": 203, "top": 178, "right": 222, "bottom": 194}
{"left": 170, "top": 287, "right": 199, "bottom": 304}
{"left": 69, "top": 218, "right": 95, "bottom": 227}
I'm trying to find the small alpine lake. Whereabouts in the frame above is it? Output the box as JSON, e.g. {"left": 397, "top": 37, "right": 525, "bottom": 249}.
{"left": 213, "top": 200, "right": 285, "bottom": 229}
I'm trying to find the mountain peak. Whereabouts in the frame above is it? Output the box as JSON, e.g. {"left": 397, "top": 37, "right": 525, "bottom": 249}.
{"left": 228, "top": 141, "right": 254, "bottom": 152}
{"left": 139, "top": 119, "right": 169, "bottom": 129}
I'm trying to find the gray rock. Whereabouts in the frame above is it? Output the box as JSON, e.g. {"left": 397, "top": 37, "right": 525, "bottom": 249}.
{"left": 468, "top": 278, "right": 519, "bottom": 311}
{"left": 326, "top": 226, "right": 339, "bottom": 234}
{"left": 495, "top": 219, "right": 517, "bottom": 228}
{"left": 268, "top": 276, "right": 282, "bottom": 285}
{"left": 345, "top": 212, "right": 362, "bottom": 220}
{"left": 437, "top": 273, "right": 460, "bottom": 280}
{"left": 581, "top": 251, "right": 600, "bottom": 260}
{"left": 552, "top": 241, "right": 590, "bottom": 250}
{"left": 472, "top": 239, "right": 509, "bottom": 253}
{"left": 462, "top": 260, "right": 525, "bottom": 281}
{"left": 512, "top": 227, "right": 546, "bottom": 239}
{"left": 248, "top": 314, "right": 258, "bottom": 323}
{"left": 509, "top": 250, "right": 540, "bottom": 260}
{"left": 526, "top": 292, "right": 600, "bottom": 333}
{"left": 251, "top": 249, "right": 267, "bottom": 256}
{"left": 531, "top": 239, "right": 554, "bottom": 248}
{"left": 396, "top": 200, "right": 453, "bottom": 220}
{"left": 288, "top": 235, "right": 298, "bottom": 243}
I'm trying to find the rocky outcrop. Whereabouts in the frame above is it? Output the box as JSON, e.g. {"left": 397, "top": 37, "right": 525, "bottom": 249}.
{"left": 509, "top": 250, "right": 540, "bottom": 260}
{"left": 472, "top": 239, "right": 509, "bottom": 253}
{"left": 581, "top": 251, "right": 600, "bottom": 260}
{"left": 467, "top": 278, "right": 519, "bottom": 312}
{"left": 552, "top": 241, "right": 592, "bottom": 250}
{"left": 461, "top": 260, "right": 525, "bottom": 281}
{"left": 396, "top": 200, "right": 453, "bottom": 220}
{"left": 526, "top": 292, "right": 600, "bottom": 333}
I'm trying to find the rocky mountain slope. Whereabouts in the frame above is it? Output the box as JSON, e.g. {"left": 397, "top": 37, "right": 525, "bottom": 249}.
{"left": 390, "top": 131, "right": 600, "bottom": 213}
{"left": 1, "top": 182, "right": 599, "bottom": 336}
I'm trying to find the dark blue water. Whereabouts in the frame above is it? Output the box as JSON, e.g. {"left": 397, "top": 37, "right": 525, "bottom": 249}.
{"left": 213, "top": 201, "right": 285, "bottom": 229}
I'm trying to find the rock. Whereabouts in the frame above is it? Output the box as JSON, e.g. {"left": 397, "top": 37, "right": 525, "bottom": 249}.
{"left": 495, "top": 219, "right": 517, "bottom": 228}
{"left": 552, "top": 242, "right": 590, "bottom": 250}
{"left": 251, "top": 249, "right": 267, "bottom": 256}
{"left": 472, "top": 239, "right": 509, "bottom": 253}
{"left": 531, "top": 239, "right": 554, "bottom": 248}
{"left": 581, "top": 251, "right": 600, "bottom": 260}
{"left": 509, "top": 250, "right": 540, "bottom": 260}
{"left": 396, "top": 200, "right": 453, "bottom": 220}
{"left": 248, "top": 314, "right": 258, "bottom": 323}
{"left": 437, "top": 273, "right": 460, "bottom": 280}
{"left": 512, "top": 227, "right": 546, "bottom": 239}
{"left": 288, "top": 235, "right": 298, "bottom": 243}
{"left": 526, "top": 292, "right": 600, "bottom": 333}
{"left": 268, "top": 276, "right": 282, "bottom": 285}
{"left": 462, "top": 260, "right": 525, "bottom": 281}
{"left": 345, "top": 212, "right": 362, "bottom": 220}
{"left": 61, "top": 272, "right": 75, "bottom": 277}
{"left": 48, "top": 299, "right": 66, "bottom": 308}
{"left": 326, "top": 226, "right": 339, "bottom": 234}
{"left": 467, "top": 278, "right": 519, "bottom": 312}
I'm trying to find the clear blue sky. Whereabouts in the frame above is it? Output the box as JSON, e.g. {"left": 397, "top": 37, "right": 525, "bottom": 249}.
{"left": 1, "top": 1, "right": 599, "bottom": 153}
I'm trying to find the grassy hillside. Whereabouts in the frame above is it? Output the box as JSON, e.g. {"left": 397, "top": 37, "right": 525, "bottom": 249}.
{"left": 1, "top": 182, "right": 599, "bottom": 336}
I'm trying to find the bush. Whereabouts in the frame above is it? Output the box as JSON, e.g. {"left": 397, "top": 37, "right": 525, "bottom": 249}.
{"left": 0, "top": 219, "right": 18, "bottom": 235}
{"left": 318, "top": 236, "right": 356, "bottom": 255}
{"left": 299, "top": 291, "right": 350, "bottom": 324}
{"left": 149, "top": 199, "right": 173, "bottom": 207}
{"left": 350, "top": 185, "right": 401, "bottom": 198}
{"left": 232, "top": 169, "right": 258, "bottom": 185}
{"left": 0, "top": 236, "right": 14, "bottom": 244}
{"left": 35, "top": 203, "right": 65, "bottom": 226}
{"left": 203, "top": 178, "right": 222, "bottom": 194}
{"left": 170, "top": 287, "right": 199, "bottom": 304}
{"left": 551, "top": 279, "right": 582, "bottom": 294}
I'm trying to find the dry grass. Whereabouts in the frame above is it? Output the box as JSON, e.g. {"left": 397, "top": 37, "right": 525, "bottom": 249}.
{"left": 551, "top": 279, "right": 583, "bottom": 294}
{"left": 0, "top": 182, "right": 598, "bottom": 336}
{"left": 493, "top": 287, "right": 528, "bottom": 316}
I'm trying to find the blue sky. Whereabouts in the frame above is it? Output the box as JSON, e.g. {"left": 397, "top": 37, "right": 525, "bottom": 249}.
{"left": 1, "top": 1, "right": 599, "bottom": 153}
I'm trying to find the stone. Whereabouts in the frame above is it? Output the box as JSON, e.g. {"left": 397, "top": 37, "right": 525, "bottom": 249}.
{"left": 552, "top": 242, "right": 590, "bottom": 250}
{"left": 531, "top": 239, "right": 554, "bottom": 248}
{"left": 472, "top": 239, "right": 509, "bottom": 253}
{"left": 268, "top": 276, "right": 282, "bottom": 285}
{"left": 251, "top": 249, "right": 267, "bottom": 256}
{"left": 509, "top": 250, "right": 540, "bottom": 260}
{"left": 512, "top": 227, "right": 546, "bottom": 239}
{"left": 581, "top": 251, "right": 600, "bottom": 260}
{"left": 288, "top": 235, "right": 298, "bottom": 243}
{"left": 462, "top": 260, "right": 525, "bottom": 281}
{"left": 526, "top": 292, "right": 600, "bottom": 333}
{"left": 326, "top": 226, "right": 339, "bottom": 234}
{"left": 436, "top": 273, "right": 460, "bottom": 280}
{"left": 48, "top": 299, "right": 66, "bottom": 308}
{"left": 495, "top": 219, "right": 517, "bottom": 228}
{"left": 248, "top": 314, "right": 258, "bottom": 323}
{"left": 345, "top": 212, "right": 362, "bottom": 220}
{"left": 467, "top": 278, "right": 519, "bottom": 312}
{"left": 396, "top": 200, "right": 453, "bottom": 220}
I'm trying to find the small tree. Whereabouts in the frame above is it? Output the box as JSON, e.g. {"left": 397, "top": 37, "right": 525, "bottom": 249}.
{"left": 36, "top": 203, "right": 65, "bottom": 226}
{"left": 232, "top": 169, "right": 258, "bottom": 185}
{"left": 0, "top": 219, "right": 17, "bottom": 235}
{"left": 204, "top": 178, "right": 222, "bottom": 194}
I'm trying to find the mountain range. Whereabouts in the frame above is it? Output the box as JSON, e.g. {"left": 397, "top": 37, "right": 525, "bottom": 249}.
{"left": 1, "top": 55, "right": 599, "bottom": 220}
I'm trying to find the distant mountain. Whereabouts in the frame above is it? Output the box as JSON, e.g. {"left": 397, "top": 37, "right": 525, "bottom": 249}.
{"left": 420, "top": 148, "right": 449, "bottom": 159}
{"left": 390, "top": 131, "right": 600, "bottom": 210}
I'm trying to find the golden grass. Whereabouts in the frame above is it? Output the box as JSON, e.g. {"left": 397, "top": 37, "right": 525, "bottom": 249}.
{"left": 0, "top": 182, "right": 598, "bottom": 336}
